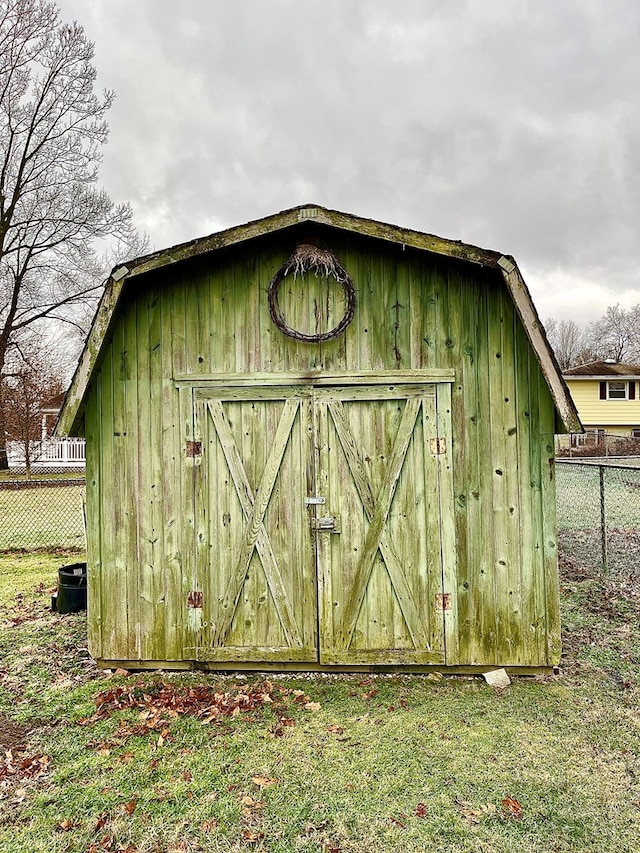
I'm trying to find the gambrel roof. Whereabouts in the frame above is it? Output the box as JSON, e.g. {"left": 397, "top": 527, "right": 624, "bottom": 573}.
{"left": 56, "top": 203, "right": 581, "bottom": 435}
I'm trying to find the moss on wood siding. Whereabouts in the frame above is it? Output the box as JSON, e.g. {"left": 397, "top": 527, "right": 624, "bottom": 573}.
{"left": 84, "top": 230, "right": 559, "bottom": 667}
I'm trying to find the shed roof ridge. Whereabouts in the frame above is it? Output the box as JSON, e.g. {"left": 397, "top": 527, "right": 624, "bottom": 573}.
{"left": 109, "top": 203, "right": 504, "bottom": 281}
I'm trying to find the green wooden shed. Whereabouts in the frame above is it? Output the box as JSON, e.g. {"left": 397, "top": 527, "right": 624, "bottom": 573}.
{"left": 57, "top": 204, "right": 580, "bottom": 673}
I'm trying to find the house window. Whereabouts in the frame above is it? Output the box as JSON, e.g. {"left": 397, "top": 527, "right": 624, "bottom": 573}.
{"left": 607, "top": 380, "right": 628, "bottom": 400}
{"left": 632, "top": 429, "right": 640, "bottom": 439}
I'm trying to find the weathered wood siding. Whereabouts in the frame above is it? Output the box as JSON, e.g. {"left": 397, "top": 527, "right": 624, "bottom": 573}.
{"left": 83, "top": 230, "right": 558, "bottom": 667}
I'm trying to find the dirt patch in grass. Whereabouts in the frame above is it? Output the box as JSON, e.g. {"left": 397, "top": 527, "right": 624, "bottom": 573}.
{"left": 559, "top": 552, "right": 640, "bottom": 699}
{"left": 0, "top": 715, "right": 31, "bottom": 750}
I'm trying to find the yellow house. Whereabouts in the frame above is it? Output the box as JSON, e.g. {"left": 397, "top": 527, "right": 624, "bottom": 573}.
{"left": 563, "top": 360, "right": 640, "bottom": 439}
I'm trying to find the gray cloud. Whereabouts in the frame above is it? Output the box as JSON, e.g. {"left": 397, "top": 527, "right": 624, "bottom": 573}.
{"left": 58, "top": 0, "right": 640, "bottom": 325}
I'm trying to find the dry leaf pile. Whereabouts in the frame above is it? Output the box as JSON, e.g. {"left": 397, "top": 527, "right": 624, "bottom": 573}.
{"left": 76, "top": 681, "right": 321, "bottom": 751}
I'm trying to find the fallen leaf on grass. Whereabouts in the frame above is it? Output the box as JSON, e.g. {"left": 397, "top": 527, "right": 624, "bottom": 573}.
{"left": 156, "top": 727, "right": 172, "bottom": 748}
{"left": 201, "top": 819, "right": 219, "bottom": 832}
{"left": 501, "top": 796, "right": 523, "bottom": 819}
{"left": 242, "top": 829, "right": 265, "bottom": 843}
{"left": 118, "top": 752, "right": 134, "bottom": 764}
{"left": 0, "top": 750, "right": 50, "bottom": 782}
{"left": 151, "top": 787, "right": 171, "bottom": 802}
{"left": 94, "top": 812, "right": 109, "bottom": 832}
{"left": 124, "top": 798, "right": 137, "bottom": 815}
{"left": 182, "top": 770, "right": 193, "bottom": 782}
{"left": 305, "top": 702, "right": 321, "bottom": 711}
{"left": 454, "top": 796, "right": 496, "bottom": 824}
{"left": 415, "top": 802, "right": 428, "bottom": 818}
{"left": 326, "top": 725, "right": 344, "bottom": 734}
{"left": 242, "top": 795, "right": 265, "bottom": 809}
{"left": 55, "top": 818, "right": 79, "bottom": 831}
{"left": 251, "top": 775, "right": 277, "bottom": 788}
{"left": 389, "top": 815, "right": 406, "bottom": 828}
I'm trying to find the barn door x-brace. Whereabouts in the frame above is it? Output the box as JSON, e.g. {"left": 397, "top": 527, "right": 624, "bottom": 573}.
{"left": 184, "top": 374, "right": 456, "bottom": 667}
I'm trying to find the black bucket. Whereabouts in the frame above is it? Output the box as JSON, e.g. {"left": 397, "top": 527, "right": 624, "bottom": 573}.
{"left": 52, "top": 562, "right": 87, "bottom": 614}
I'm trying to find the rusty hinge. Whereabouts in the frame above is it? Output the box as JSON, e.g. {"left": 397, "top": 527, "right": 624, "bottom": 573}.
{"left": 187, "top": 591, "right": 203, "bottom": 609}
{"left": 186, "top": 440, "right": 202, "bottom": 458}
{"left": 430, "top": 437, "right": 446, "bottom": 455}
{"left": 436, "top": 592, "right": 452, "bottom": 611}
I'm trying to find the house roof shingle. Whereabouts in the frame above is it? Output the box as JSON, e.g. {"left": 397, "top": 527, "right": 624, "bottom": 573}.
{"left": 563, "top": 361, "right": 640, "bottom": 378}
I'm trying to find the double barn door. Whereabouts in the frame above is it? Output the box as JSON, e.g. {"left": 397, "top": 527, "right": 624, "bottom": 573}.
{"left": 185, "top": 375, "right": 455, "bottom": 666}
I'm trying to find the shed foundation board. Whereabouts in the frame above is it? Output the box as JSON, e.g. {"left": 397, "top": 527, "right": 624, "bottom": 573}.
{"left": 95, "top": 659, "right": 554, "bottom": 677}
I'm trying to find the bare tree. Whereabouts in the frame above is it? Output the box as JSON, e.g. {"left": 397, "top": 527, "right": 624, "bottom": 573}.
{"left": 587, "top": 304, "right": 640, "bottom": 364}
{"left": 545, "top": 318, "right": 589, "bottom": 370}
{"left": 0, "top": 0, "right": 136, "bottom": 469}
{"left": 2, "top": 330, "right": 64, "bottom": 478}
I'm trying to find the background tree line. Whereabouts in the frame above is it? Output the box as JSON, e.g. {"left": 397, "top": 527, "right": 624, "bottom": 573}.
{"left": 546, "top": 304, "right": 640, "bottom": 371}
{"left": 1, "top": 0, "right": 146, "bottom": 471}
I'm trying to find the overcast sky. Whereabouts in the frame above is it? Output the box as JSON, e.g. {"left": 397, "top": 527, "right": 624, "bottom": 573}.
{"left": 57, "top": 0, "right": 640, "bottom": 327}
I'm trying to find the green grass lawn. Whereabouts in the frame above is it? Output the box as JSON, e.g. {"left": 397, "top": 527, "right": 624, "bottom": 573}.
{"left": 0, "top": 551, "right": 639, "bottom": 852}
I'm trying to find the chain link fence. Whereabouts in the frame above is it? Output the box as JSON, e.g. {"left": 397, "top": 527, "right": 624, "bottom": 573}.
{"left": 556, "top": 460, "right": 640, "bottom": 576}
{"left": 0, "top": 474, "right": 86, "bottom": 551}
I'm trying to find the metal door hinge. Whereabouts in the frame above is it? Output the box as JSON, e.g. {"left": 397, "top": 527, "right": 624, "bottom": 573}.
{"left": 310, "top": 514, "right": 341, "bottom": 533}
{"left": 436, "top": 592, "right": 452, "bottom": 611}
{"left": 430, "top": 437, "right": 446, "bottom": 455}
{"left": 305, "top": 496, "right": 326, "bottom": 506}
{"left": 186, "top": 440, "right": 202, "bottom": 458}
{"left": 187, "top": 591, "right": 203, "bottom": 609}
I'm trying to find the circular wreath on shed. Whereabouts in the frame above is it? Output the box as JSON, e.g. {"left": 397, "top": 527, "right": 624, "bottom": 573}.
{"left": 267, "top": 243, "right": 356, "bottom": 343}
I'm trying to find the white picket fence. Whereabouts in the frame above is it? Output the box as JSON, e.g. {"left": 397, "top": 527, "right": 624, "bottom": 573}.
{"left": 6, "top": 437, "right": 86, "bottom": 469}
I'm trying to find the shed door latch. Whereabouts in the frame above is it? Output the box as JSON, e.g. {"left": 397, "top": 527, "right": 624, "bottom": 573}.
{"left": 310, "top": 514, "right": 341, "bottom": 533}
{"left": 186, "top": 440, "right": 202, "bottom": 458}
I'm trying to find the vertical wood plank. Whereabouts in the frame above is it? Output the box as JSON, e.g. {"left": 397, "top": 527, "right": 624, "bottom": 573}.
{"left": 539, "top": 369, "right": 562, "bottom": 664}
{"left": 162, "top": 276, "right": 183, "bottom": 659}
{"left": 122, "top": 297, "right": 140, "bottom": 658}
{"left": 135, "top": 288, "right": 154, "bottom": 660}
{"left": 98, "top": 345, "right": 114, "bottom": 658}
{"left": 84, "top": 375, "right": 102, "bottom": 659}
{"left": 500, "top": 294, "right": 524, "bottom": 664}
{"left": 515, "top": 316, "right": 546, "bottom": 665}
{"left": 179, "top": 384, "right": 197, "bottom": 657}
{"left": 110, "top": 319, "right": 131, "bottom": 659}
{"left": 315, "top": 398, "right": 334, "bottom": 660}
{"left": 422, "top": 391, "right": 444, "bottom": 652}
{"left": 465, "top": 278, "right": 497, "bottom": 663}
{"left": 436, "top": 382, "right": 458, "bottom": 664}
